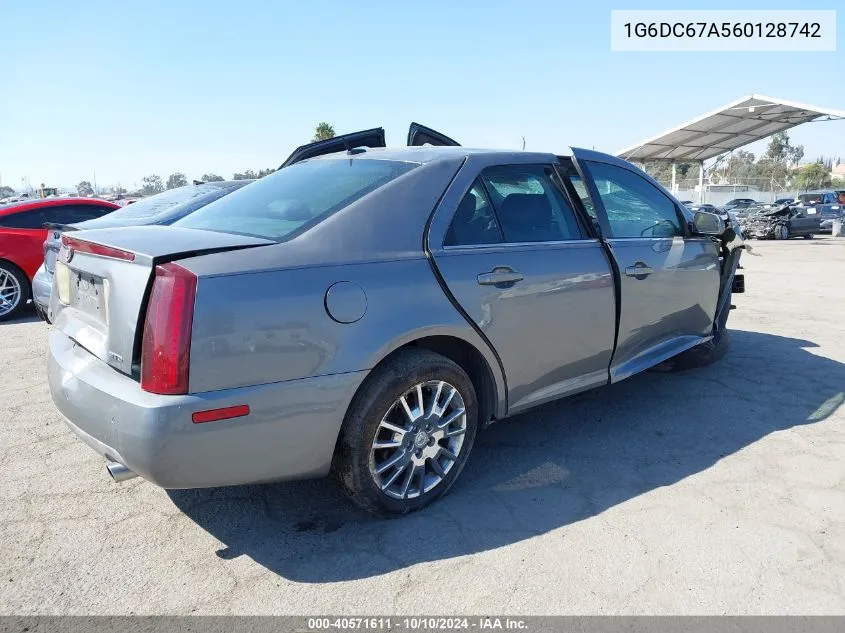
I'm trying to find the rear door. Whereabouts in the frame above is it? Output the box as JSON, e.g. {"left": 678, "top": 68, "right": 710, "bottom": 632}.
{"left": 571, "top": 149, "right": 720, "bottom": 382}
{"left": 279, "top": 128, "right": 386, "bottom": 168}
{"left": 407, "top": 123, "right": 460, "bottom": 147}
{"left": 428, "top": 158, "right": 616, "bottom": 413}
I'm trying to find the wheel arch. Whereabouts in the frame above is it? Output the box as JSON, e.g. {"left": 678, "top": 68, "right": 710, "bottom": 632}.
{"left": 360, "top": 328, "right": 506, "bottom": 426}
{"left": 0, "top": 257, "right": 32, "bottom": 319}
{"left": 0, "top": 257, "right": 30, "bottom": 282}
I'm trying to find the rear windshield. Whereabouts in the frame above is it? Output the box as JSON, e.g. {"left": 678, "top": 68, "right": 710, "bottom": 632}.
{"left": 797, "top": 194, "right": 824, "bottom": 204}
{"left": 77, "top": 183, "right": 237, "bottom": 228}
{"left": 175, "top": 159, "right": 417, "bottom": 240}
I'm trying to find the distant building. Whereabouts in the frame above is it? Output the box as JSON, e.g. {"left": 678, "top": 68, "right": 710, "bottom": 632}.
{"left": 831, "top": 164, "right": 845, "bottom": 182}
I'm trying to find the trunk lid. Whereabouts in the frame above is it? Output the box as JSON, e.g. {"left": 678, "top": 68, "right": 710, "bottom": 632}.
{"left": 49, "top": 225, "right": 273, "bottom": 377}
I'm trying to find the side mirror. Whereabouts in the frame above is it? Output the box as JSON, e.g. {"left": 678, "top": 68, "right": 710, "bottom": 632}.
{"left": 692, "top": 210, "right": 724, "bottom": 236}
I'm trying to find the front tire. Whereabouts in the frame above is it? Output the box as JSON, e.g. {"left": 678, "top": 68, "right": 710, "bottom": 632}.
{"left": 775, "top": 224, "right": 790, "bottom": 240}
{"left": 333, "top": 348, "right": 479, "bottom": 515}
{"left": 653, "top": 286, "right": 732, "bottom": 372}
{"left": 0, "top": 262, "right": 30, "bottom": 322}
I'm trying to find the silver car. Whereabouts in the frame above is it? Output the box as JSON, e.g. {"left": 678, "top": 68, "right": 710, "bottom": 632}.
{"left": 47, "top": 127, "right": 744, "bottom": 515}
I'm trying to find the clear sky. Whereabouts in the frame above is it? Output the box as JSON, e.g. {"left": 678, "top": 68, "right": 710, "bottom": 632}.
{"left": 2, "top": 0, "right": 842, "bottom": 191}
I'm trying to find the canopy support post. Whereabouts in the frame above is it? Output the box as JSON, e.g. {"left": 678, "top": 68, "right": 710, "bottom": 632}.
{"left": 698, "top": 160, "right": 705, "bottom": 203}
{"left": 671, "top": 162, "right": 677, "bottom": 194}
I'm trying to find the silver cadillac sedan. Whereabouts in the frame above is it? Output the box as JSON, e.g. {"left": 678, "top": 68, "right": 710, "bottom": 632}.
{"left": 47, "top": 126, "right": 744, "bottom": 515}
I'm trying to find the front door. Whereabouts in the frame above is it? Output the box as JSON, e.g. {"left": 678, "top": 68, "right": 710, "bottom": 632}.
{"left": 428, "top": 161, "right": 616, "bottom": 413}
{"left": 407, "top": 123, "right": 460, "bottom": 147}
{"left": 572, "top": 152, "right": 720, "bottom": 381}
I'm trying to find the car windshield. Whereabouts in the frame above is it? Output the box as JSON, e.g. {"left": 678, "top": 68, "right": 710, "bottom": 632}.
{"left": 176, "top": 158, "right": 417, "bottom": 240}
{"left": 79, "top": 184, "right": 227, "bottom": 224}
{"left": 797, "top": 194, "right": 824, "bottom": 204}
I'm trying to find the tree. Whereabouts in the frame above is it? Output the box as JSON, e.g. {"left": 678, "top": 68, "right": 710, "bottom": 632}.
{"left": 200, "top": 173, "right": 224, "bottom": 182}
{"left": 312, "top": 122, "right": 336, "bottom": 142}
{"left": 140, "top": 175, "right": 164, "bottom": 196}
{"left": 0, "top": 185, "right": 15, "bottom": 198}
{"left": 257, "top": 168, "right": 275, "bottom": 178}
{"left": 233, "top": 170, "right": 258, "bottom": 180}
{"left": 765, "top": 131, "right": 804, "bottom": 166}
{"left": 714, "top": 150, "right": 756, "bottom": 184}
{"left": 166, "top": 172, "right": 187, "bottom": 190}
{"left": 110, "top": 185, "right": 127, "bottom": 194}
{"left": 795, "top": 162, "right": 832, "bottom": 191}
{"left": 76, "top": 181, "right": 94, "bottom": 196}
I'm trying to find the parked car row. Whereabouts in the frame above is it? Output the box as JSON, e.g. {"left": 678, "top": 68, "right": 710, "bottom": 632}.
{"left": 0, "top": 197, "right": 120, "bottom": 320}
{"left": 680, "top": 191, "right": 845, "bottom": 241}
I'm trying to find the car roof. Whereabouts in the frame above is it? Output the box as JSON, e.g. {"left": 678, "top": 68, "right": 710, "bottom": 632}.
{"left": 0, "top": 197, "right": 119, "bottom": 217}
{"left": 305, "top": 145, "right": 562, "bottom": 165}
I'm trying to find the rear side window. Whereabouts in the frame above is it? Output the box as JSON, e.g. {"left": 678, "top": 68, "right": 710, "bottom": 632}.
{"left": 0, "top": 209, "right": 45, "bottom": 229}
{"left": 42, "top": 204, "right": 115, "bottom": 225}
{"left": 177, "top": 159, "right": 417, "bottom": 240}
{"left": 481, "top": 165, "right": 583, "bottom": 242}
{"left": 444, "top": 180, "right": 503, "bottom": 246}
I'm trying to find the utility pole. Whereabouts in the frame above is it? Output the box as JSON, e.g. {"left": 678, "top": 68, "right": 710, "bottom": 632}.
{"left": 522, "top": 138, "right": 526, "bottom": 150}
{"left": 93, "top": 172, "right": 98, "bottom": 195}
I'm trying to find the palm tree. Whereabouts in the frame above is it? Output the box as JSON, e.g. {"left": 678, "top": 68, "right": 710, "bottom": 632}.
{"left": 313, "top": 122, "right": 336, "bottom": 142}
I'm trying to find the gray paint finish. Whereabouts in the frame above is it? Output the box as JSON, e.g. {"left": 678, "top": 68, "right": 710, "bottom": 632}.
{"left": 46, "top": 146, "right": 739, "bottom": 491}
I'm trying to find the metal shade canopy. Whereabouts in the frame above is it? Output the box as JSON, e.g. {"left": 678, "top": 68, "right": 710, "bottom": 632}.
{"left": 616, "top": 94, "right": 845, "bottom": 163}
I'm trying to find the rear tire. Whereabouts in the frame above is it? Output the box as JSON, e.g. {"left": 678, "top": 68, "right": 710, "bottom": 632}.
{"left": 0, "top": 262, "right": 30, "bottom": 322}
{"left": 804, "top": 233, "right": 814, "bottom": 240}
{"left": 333, "top": 348, "right": 479, "bottom": 515}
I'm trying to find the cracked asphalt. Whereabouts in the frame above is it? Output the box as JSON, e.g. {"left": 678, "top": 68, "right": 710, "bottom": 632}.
{"left": 1, "top": 237, "right": 844, "bottom": 615}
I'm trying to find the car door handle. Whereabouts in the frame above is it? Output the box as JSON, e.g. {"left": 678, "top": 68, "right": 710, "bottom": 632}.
{"left": 477, "top": 268, "right": 524, "bottom": 286}
{"left": 624, "top": 263, "right": 654, "bottom": 277}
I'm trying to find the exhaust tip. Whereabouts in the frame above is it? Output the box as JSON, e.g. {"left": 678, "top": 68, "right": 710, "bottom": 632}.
{"left": 106, "top": 461, "right": 138, "bottom": 483}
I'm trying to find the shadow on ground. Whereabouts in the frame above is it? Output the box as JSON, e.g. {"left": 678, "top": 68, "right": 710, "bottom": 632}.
{"left": 0, "top": 303, "right": 39, "bottom": 326}
{"left": 169, "top": 330, "right": 845, "bottom": 582}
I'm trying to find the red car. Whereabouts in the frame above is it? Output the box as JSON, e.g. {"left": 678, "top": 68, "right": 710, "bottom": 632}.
{"left": 0, "top": 197, "right": 119, "bottom": 321}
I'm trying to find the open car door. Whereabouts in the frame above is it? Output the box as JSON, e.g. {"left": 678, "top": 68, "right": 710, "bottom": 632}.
{"left": 279, "top": 127, "right": 386, "bottom": 168}
{"left": 407, "top": 122, "right": 460, "bottom": 147}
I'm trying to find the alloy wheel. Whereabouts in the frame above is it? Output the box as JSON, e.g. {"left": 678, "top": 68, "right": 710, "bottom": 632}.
{"left": 0, "top": 269, "right": 22, "bottom": 318}
{"left": 369, "top": 380, "right": 467, "bottom": 500}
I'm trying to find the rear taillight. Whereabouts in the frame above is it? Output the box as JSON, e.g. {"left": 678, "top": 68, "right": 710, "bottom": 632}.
{"left": 140, "top": 263, "right": 197, "bottom": 395}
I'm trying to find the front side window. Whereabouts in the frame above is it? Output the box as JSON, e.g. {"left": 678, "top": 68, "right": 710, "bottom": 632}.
{"left": 177, "top": 159, "right": 417, "bottom": 240}
{"left": 444, "top": 180, "right": 503, "bottom": 246}
{"left": 481, "top": 165, "right": 583, "bottom": 242}
{"left": 585, "top": 162, "right": 683, "bottom": 238}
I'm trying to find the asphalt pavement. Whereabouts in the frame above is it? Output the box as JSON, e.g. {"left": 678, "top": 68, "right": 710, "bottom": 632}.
{"left": 1, "top": 237, "right": 843, "bottom": 614}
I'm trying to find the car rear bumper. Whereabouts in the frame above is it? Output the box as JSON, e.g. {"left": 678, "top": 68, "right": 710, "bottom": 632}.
{"left": 32, "top": 264, "right": 52, "bottom": 313}
{"left": 47, "top": 330, "right": 367, "bottom": 488}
